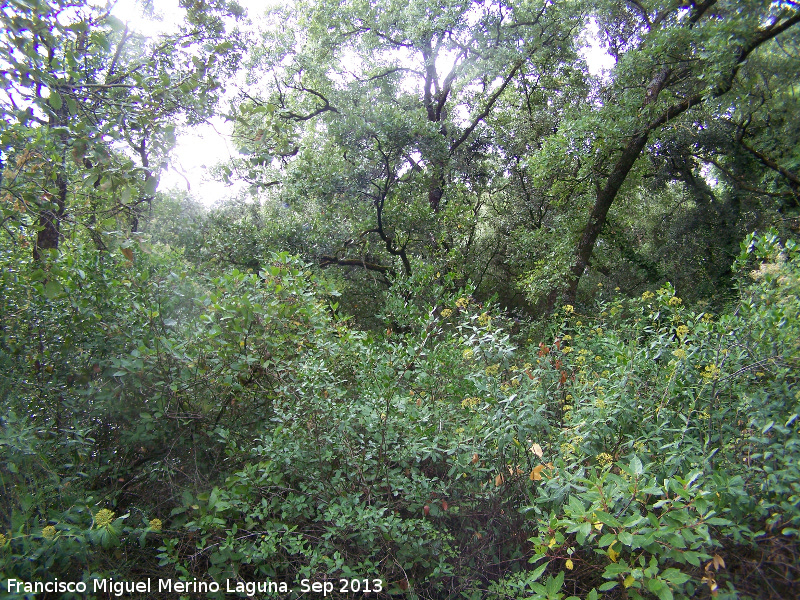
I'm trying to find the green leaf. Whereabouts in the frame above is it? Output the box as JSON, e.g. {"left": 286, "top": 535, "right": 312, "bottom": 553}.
{"left": 647, "top": 578, "right": 673, "bottom": 600}
{"left": 44, "top": 280, "right": 61, "bottom": 299}
{"left": 661, "top": 569, "right": 690, "bottom": 585}
{"left": 598, "top": 581, "right": 618, "bottom": 591}
{"left": 529, "top": 562, "right": 548, "bottom": 583}
{"left": 49, "top": 90, "right": 62, "bottom": 109}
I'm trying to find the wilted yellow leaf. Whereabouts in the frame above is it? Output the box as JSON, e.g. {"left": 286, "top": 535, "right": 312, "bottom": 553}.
{"left": 530, "top": 442, "right": 543, "bottom": 458}
{"left": 530, "top": 464, "right": 545, "bottom": 481}
{"left": 565, "top": 559, "right": 574, "bottom": 570}
{"left": 121, "top": 247, "right": 134, "bottom": 262}
{"left": 712, "top": 554, "right": 725, "bottom": 570}
{"left": 495, "top": 473, "right": 504, "bottom": 487}
{"left": 608, "top": 541, "right": 619, "bottom": 562}
{"left": 623, "top": 575, "right": 635, "bottom": 588}
{"left": 547, "top": 537, "right": 557, "bottom": 549}
{"left": 471, "top": 453, "right": 479, "bottom": 464}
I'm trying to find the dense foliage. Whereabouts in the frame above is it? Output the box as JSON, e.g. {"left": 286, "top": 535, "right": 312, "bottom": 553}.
{"left": 1, "top": 0, "right": 799, "bottom": 599}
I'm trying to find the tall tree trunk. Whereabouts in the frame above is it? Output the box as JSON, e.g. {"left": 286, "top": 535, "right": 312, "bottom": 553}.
{"left": 34, "top": 95, "right": 69, "bottom": 261}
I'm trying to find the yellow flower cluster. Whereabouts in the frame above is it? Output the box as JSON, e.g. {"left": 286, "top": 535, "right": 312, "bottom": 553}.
{"left": 0, "top": 533, "right": 6, "bottom": 546}
{"left": 455, "top": 297, "right": 469, "bottom": 309}
{"left": 485, "top": 364, "right": 501, "bottom": 376}
{"left": 149, "top": 518, "right": 163, "bottom": 531}
{"left": 563, "top": 304, "right": 575, "bottom": 314}
{"left": 672, "top": 348, "right": 687, "bottom": 360}
{"left": 477, "top": 312, "right": 491, "bottom": 327}
{"left": 594, "top": 398, "right": 606, "bottom": 409}
{"left": 462, "top": 348, "right": 474, "bottom": 359}
{"left": 94, "top": 509, "right": 115, "bottom": 528}
{"left": 668, "top": 296, "right": 682, "bottom": 307}
{"left": 461, "top": 397, "right": 481, "bottom": 409}
{"left": 597, "top": 452, "right": 614, "bottom": 466}
{"left": 676, "top": 325, "right": 689, "bottom": 338}
{"left": 560, "top": 442, "right": 576, "bottom": 454}
{"left": 701, "top": 364, "right": 721, "bottom": 380}
{"left": 440, "top": 308, "right": 453, "bottom": 319}
{"left": 42, "top": 526, "right": 56, "bottom": 539}
{"left": 562, "top": 335, "right": 572, "bottom": 341}
{"left": 641, "top": 291, "right": 655, "bottom": 301}
{"left": 562, "top": 346, "right": 573, "bottom": 354}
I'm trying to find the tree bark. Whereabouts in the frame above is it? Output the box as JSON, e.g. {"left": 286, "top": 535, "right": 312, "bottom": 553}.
{"left": 34, "top": 91, "right": 69, "bottom": 261}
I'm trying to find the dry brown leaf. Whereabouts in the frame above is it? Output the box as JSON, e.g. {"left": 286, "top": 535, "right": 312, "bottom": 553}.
{"left": 530, "top": 464, "right": 545, "bottom": 481}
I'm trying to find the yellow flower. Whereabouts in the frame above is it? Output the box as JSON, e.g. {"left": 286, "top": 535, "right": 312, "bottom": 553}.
{"left": 462, "top": 348, "right": 474, "bottom": 359}
{"left": 668, "top": 296, "right": 682, "bottom": 307}
{"left": 149, "top": 518, "right": 163, "bottom": 531}
{"left": 477, "top": 312, "right": 491, "bottom": 327}
{"left": 461, "top": 397, "right": 480, "bottom": 409}
{"left": 0, "top": 533, "right": 6, "bottom": 546}
{"left": 594, "top": 398, "right": 606, "bottom": 409}
{"left": 672, "top": 348, "right": 686, "bottom": 359}
{"left": 562, "top": 335, "right": 572, "bottom": 341}
{"left": 94, "top": 509, "right": 115, "bottom": 528}
{"left": 701, "top": 364, "right": 721, "bottom": 380}
{"left": 641, "top": 291, "right": 655, "bottom": 300}
{"left": 562, "top": 305, "right": 574, "bottom": 314}
{"left": 597, "top": 452, "right": 614, "bottom": 466}
{"left": 485, "top": 364, "right": 501, "bottom": 376}
{"left": 676, "top": 325, "right": 689, "bottom": 338}
{"left": 562, "top": 346, "right": 573, "bottom": 354}
{"left": 42, "top": 526, "right": 56, "bottom": 539}
{"left": 455, "top": 297, "right": 469, "bottom": 309}
{"left": 440, "top": 308, "right": 453, "bottom": 319}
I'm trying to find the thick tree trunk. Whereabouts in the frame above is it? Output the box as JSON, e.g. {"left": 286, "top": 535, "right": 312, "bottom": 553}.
{"left": 562, "top": 133, "right": 649, "bottom": 305}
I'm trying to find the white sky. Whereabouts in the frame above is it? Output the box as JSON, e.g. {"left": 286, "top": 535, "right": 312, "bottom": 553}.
{"left": 112, "top": 1, "right": 614, "bottom": 207}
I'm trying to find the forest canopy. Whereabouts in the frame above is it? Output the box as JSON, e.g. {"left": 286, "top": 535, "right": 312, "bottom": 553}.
{"left": 1, "top": 0, "right": 799, "bottom": 598}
